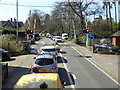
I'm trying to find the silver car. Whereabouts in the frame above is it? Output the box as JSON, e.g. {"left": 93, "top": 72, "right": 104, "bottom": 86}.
{"left": 41, "top": 45, "right": 58, "bottom": 59}
{"left": 31, "top": 53, "right": 58, "bottom": 73}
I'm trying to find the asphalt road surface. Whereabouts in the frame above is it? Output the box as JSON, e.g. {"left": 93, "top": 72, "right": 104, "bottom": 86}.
{"left": 2, "top": 37, "right": 119, "bottom": 89}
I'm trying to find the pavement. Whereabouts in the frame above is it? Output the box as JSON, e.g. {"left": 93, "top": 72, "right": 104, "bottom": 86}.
{"left": 67, "top": 41, "right": 120, "bottom": 83}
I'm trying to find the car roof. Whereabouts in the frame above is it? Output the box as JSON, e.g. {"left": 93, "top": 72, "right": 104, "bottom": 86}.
{"left": 0, "top": 48, "right": 7, "bottom": 52}
{"left": 55, "top": 36, "right": 61, "bottom": 37}
{"left": 14, "top": 73, "right": 60, "bottom": 88}
{"left": 36, "top": 54, "right": 54, "bottom": 59}
{"left": 42, "top": 46, "right": 55, "bottom": 49}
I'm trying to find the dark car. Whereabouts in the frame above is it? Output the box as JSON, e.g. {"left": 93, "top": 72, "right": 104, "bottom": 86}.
{"left": 95, "top": 43, "right": 120, "bottom": 53}
{"left": 0, "top": 48, "right": 11, "bottom": 61}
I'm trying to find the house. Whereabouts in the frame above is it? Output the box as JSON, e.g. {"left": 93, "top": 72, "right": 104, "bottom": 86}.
{"left": 111, "top": 30, "right": 120, "bottom": 47}
{"left": 0, "top": 18, "right": 23, "bottom": 29}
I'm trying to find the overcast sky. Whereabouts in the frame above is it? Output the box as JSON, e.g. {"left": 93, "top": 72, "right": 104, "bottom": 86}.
{"left": 0, "top": 0, "right": 119, "bottom": 23}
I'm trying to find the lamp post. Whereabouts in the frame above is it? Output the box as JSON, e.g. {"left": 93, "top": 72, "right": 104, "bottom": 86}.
{"left": 16, "top": 0, "right": 18, "bottom": 44}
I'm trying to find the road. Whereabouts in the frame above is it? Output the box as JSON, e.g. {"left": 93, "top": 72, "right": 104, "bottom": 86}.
{"left": 2, "top": 37, "right": 119, "bottom": 89}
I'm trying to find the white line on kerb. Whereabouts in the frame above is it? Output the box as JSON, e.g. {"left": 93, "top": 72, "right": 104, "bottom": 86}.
{"left": 71, "top": 46, "right": 120, "bottom": 86}
{"left": 72, "top": 74, "right": 77, "bottom": 80}
{"left": 59, "top": 53, "right": 75, "bottom": 89}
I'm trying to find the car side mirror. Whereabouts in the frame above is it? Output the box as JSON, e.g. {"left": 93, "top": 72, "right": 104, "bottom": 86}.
{"left": 33, "top": 57, "right": 36, "bottom": 59}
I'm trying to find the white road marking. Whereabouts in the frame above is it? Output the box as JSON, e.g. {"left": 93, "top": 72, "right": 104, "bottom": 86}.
{"left": 59, "top": 53, "right": 75, "bottom": 89}
{"left": 31, "top": 45, "right": 35, "bottom": 48}
{"left": 72, "top": 74, "right": 77, "bottom": 79}
{"left": 108, "top": 62, "right": 112, "bottom": 65}
{"left": 64, "top": 57, "right": 67, "bottom": 60}
{"left": 71, "top": 46, "right": 120, "bottom": 86}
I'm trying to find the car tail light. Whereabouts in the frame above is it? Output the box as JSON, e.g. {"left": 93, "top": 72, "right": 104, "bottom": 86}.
{"left": 55, "top": 52, "right": 58, "bottom": 55}
{"left": 32, "top": 66, "right": 37, "bottom": 70}
{"left": 52, "top": 65, "right": 57, "bottom": 70}
{"left": 6, "top": 52, "right": 9, "bottom": 56}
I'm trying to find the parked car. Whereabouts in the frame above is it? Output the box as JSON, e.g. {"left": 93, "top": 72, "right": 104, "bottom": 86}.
{"left": 52, "top": 36, "right": 55, "bottom": 41}
{"left": 62, "top": 33, "right": 68, "bottom": 40}
{"left": 0, "top": 48, "right": 11, "bottom": 61}
{"left": 95, "top": 43, "right": 120, "bottom": 53}
{"left": 41, "top": 45, "right": 58, "bottom": 58}
{"left": 13, "top": 73, "right": 66, "bottom": 89}
{"left": 31, "top": 53, "right": 58, "bottom": 73}
{"left": 55, "top": 36, "right": 62, "bottom": 42}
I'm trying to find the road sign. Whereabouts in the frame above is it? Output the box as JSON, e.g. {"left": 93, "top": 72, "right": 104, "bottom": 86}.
{"left": 88, "top": 34, "right": 94, "bottom": 38}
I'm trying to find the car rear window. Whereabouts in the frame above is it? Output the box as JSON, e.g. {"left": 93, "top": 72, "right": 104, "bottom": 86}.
{"left": 43, "top": 49, "right": 56, "bottom": 52}
{"left": 63, "top": 35, "right": 68, "bottom": 37}
{"left": 56, "top": 37, "right": 61, "bottom": 39}
{"left": 35, "top": 59, "right": 54, "bottom": 65}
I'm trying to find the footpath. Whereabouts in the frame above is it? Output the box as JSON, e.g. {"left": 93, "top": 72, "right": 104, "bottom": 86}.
{"left": 67, "top": 41, "right": 120, "bottom": 85}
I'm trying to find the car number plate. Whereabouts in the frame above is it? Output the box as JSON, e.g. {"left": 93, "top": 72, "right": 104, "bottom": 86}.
{"left": 39, "top": 69, "right": 49, "bottom": 72}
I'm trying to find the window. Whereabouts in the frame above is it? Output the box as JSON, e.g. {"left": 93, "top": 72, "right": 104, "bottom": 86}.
{"left": 43, "top": 49, "right": 56, "bottom": 52}
{"left": 35, "top": 58, "right": 54, "bottom": 65}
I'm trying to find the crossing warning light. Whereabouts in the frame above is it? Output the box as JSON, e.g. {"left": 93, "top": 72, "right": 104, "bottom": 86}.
{"left": 82, "top": 28, "right": 90, "bottom": 34}
{"left": 25, "top": 29, "right": 34, "bottom": 34}
{"left": 30, "top": 29, "right": 33, "bottom": 34}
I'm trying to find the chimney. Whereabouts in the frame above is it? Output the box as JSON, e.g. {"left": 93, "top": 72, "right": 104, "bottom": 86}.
{"left": 14, "top": 18, "right": 16, "bottom": 23}
{"left": 11, "top": 18, "right": 12, "bottom": 22}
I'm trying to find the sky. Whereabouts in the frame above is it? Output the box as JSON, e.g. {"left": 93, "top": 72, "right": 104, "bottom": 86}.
{"left": 0, "top": 0, "right": 119, "bottom": 23}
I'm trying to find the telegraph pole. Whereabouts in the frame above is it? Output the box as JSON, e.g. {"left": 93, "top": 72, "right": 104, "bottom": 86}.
{"left": 85, "top": 12, "right": 89, "bottom": 47}
{"left": 72, "top": 19, "right": 76, "bottom": 43}
{"left": 118, "top": 1, "right": 120, "bottom": 30}
{"left": 16, "top": 0, "right": 18, "bottom": 44}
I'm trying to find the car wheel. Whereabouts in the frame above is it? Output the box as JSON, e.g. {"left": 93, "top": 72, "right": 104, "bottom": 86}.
{"left": 109, "top": 49, "right": 113, "bottom": 52}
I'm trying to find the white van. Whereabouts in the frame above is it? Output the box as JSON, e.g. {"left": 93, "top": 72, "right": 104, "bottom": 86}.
{"left": 62, "top": 33, "right": 68, "bottom": 40}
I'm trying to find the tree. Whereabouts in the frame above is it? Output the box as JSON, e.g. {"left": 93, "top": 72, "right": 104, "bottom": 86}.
{"left": 103, "top": 2, "right": 109, "bottom": 25}
{"left": 68, "top": 1, "right": 103, "bottom": 31}
{"left": 108, "top": 2, "right": 113, "bottom": 33}
{"left": 112, "top": 1, "right": 117, "bottom": 24}
{"left": 44, "top": 14, "right": 51, "bottom": 32}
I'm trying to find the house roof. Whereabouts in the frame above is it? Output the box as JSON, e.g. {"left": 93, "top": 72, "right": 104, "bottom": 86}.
{"left": 111, "top": 30, "right": 120, "bottom": 37}
{"left": 2, "top": 20, "right": 15, "bottom": 27}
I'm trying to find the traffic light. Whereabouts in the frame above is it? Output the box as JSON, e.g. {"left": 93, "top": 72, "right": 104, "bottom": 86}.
{"left": 82, "top": 28, "right": 90, "bottom": 34}
{"left": 25, "top": 29, "right": 34, "bottom": 34}
{"left": 30, "top": 29, "right": 33, "bottom": 34}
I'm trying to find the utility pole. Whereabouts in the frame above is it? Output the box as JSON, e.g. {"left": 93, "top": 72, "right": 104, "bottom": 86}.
{"left": 85, "top": 12, "right": 89, "bottom": 47}
{"left": 16, "top": 0, "right": 18, "bottom": 44}
{"left": 118, "top": 1, "right": 120, "bottom": 30}
{"left": 72, "top": 19, "right": 76, "bottom": 43}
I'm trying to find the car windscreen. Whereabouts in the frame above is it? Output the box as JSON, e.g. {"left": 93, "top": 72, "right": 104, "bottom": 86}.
{"left": 63, "top": 35, "right": 68, "bottom": 37}
{"left": 35, "top": 59, "right": 54, "bottom": 65}
{"left": 43, "top": 49, "right": 56, "bottom": 52}
{"left": 56, "top": 37, "right": 61, "bottom": 39}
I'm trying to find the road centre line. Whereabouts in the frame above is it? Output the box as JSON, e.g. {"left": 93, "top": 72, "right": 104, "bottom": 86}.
{"left": 61, "top": 46, "right": 66, "bottom": 51}
{"left": 59, "top": 53, "right": 75, "bottom": 89}
{"left": 71, "top": 46, "right": 120, "bottom": 86}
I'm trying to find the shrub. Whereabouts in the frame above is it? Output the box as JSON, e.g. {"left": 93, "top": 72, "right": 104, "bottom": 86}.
{"left": 2, "top": 35, "right": 30, "bottom": 56}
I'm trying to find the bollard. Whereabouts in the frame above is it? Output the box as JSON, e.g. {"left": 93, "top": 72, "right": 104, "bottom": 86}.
{"left": 6, "top": 63, "right": 8, "bottom": 78}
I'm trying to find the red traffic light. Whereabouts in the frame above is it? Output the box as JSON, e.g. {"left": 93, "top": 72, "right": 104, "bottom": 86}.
{"left": 25, "top": 29, "right": 34, "bottom": 34}
{"left": 30, "top": 30, "right": 33, "bottom": 33}
{"left": 82, "top": 28, "right": 90, "bottom": 34}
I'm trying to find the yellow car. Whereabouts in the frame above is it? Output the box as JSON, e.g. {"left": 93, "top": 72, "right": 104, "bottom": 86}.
{"left": 13, "top": 73, "right": 66, "bottom": 89}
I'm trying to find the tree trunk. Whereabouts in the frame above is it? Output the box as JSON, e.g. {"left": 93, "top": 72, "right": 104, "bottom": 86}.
{"left": 108, "top": 2, "right": 113, "bottom": 33}
{"left": 114, "top": 2, "right": 117, "bottom": 24}
{"left": 106, "top": 2, "right": 108, "bottom": 25}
